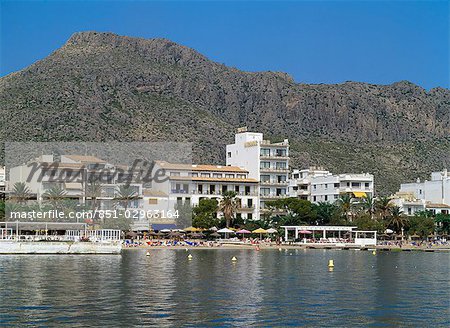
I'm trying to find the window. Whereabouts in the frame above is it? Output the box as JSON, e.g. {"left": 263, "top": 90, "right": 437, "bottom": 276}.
{"left": 222, "top": 185, "right": 228, "bottom": 193}
{"left": 191, "top": 172, "right": 198, "bottom": 177}
{"left": 325, "top": 195, "right": 328, "bottom": 201}
{"left": 261, "top": 175, "right": 270, "bottom": 182}
{"left": 293, "top": 174, "right": 299, "bottom": 179}
{"left": 313, "top": 196, "right": 317, "bottom": 202}
{"left": 247, "top": 213, "right": 253, "bottom": 220}
{"left": 247, "top": 199, "right": 253, "bottom": 207}
{"left": 201, "top": 173, "right": 210, "bottom": 177}
{"left": 260, "top": 161, "right": 270, "bottom": 169}
{"left": 236, "top": 174, "right": 246, "bottom": 179}
{"left": 352, "top": 182, "right": 360, "bottom": 188}
{"left": 261, "top": 188, "right": 270, "bottom": 195}
{"left": 225, "top": 174, "right": 234, "bottom": 178}
{"left": 313, "top": 185, "right": 317, "bottom": 190}
{"left": 334, "top": 183, "right": 340, "bottom": 188}
{"left": 227, "top": 152, "right": 231, "bottom": 158}
{"left": 260, "top": 148, "right": 270, "bottom": 156}
{"left": 235, "top": 186, "right": 240, "bottom": 193}
{"left": 365, "top": 182, "right": 370, "bottom": 188}
{"left": 324, "top": 184, "right": 328, "bottom": 189}
{"left": 245, "top": 186, "right": 250, "bottom": 195}
{"left": 276, "top": 162, "right": 286, "bottom": 169}
{"left": 277, "top": 175, "right": 286, "bottom": 183}
{"left": 213, "top": 173, "right": 222, "bottom": 178}
{"left": 170, "top": 172, "right": 180, "bottom": 176}
{"left": 276, "top": 149, "right": 286, "bottom": 157}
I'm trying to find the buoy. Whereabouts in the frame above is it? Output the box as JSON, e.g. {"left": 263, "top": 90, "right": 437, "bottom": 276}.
{"left": 188, "top": 254, "right": 193, "bottom": 260}
{"left": 146, "top": 251, "right": 150, "bottom": 256}
{"left": 231, "top": 256, "right": 237, "bottom": 261}
{"left": 328, "top": 259, "right": 334, "bottom": 267}
{"left": 185, "top": 248, "right": 189, "bottom": 252}
{"left": 278, "top": 248, "right": 282, "bottom": 251}
{"left": 372, "top": 250, "right": 376, "bottom": 255}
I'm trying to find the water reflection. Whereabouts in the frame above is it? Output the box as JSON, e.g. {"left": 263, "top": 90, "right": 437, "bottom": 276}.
{"left": 0, "top": 250, "right": 448, "bottom": 326}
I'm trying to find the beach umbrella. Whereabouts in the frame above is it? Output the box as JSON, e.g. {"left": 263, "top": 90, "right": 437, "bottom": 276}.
{"left": 217, "top": 228, "right": 234, "bottom": 239}
{"left": 410, "top": 234, "right": 420, "bottom": 239}
{"left": 385, "top": 229, "right": 394, "bottom": 234}
{"left": 168, "top": 231, "right": 183, "bottom": 238}
{"left": 209, "top": 227, "right": 218, "bottom": 231}
{"left": 252, "top": 228, "right": 268, "bottom": 239}
{"left": 160, "top": 229, "right": 171, "bottom": 233}
{"left": 189, "top": 232, "right": 205, "bottom": 239}
{"left": 237, "top": 229, "right": 251, "bottom": 240}
{"left": 210, "top": 232, "right": 221, "bottom": 238}
{"left": 266, "top": 228, "right": 278, "bottom": 234}
{"left": 184, "top": 226, "right": 200, "bottom": 232}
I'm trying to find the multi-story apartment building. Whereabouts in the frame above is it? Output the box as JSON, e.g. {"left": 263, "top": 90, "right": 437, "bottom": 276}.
{"left": 8, "top": 155, "right": 142, "bottom": 210}
{"left": 289, "top": 168, "right": 374, "bottom": 204}
{"left": 399, "top": 170, "right": 450, "bottom": 206}
{"left": 226, "top": 128, "right": 289, "bottom": 217}
{"left": 395, "top": 169, "right": 450, "bottom": 215}
{"left": 149, "top": 161, "right": 259, "bottom": 221}
{"left": 0, "top": 166, "right": 5, "bottom": 199}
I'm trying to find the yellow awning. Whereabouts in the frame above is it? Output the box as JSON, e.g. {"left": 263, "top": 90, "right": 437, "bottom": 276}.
{"left": 252, "top": 228, "right": 268, "bottom": 234}
{"left": 353, "top": 192, "right": 367, "bottom": 198}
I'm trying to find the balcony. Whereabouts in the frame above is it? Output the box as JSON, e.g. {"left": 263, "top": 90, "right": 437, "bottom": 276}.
{"left": 260, "top": 180, "right": 289, "bottom": 186}
{"left": 260, "top": 167, "right": 289, "bottom": 173}
{"left": 260, "top": 194, "right": 288, "bottom": 199}
{"left": 191, "top": 190, "right": 258, "bottom": 196}
{"left": 259, "top": 154, "right": 289, "bottom": 160}
{"left": 237, "top": 205, "right": 255, "bottom": 211}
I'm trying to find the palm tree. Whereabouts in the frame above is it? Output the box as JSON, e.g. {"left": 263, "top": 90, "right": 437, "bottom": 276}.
{"left": 10, "top": 182, "right": 32, "bottom": 204}
{"left": 376, "top": 196, "right": 392, "bottom": 221}
{"left": 388, "top": 206, "right": 409, "bottom": 234}
{"left": 337, "top": 194, "right": 354, "bottom": 221}
{"left": 218, "top": 191, "right": 238, "bottom": 227}
{"left": 85, "top": 181, "right": 102, "bottom": 212}
{"left": 42, "top": 185, "right": 67, "bottom": 211}
{"left": 114, "top": 185, "right": 139, "bottom": 211}
{"left": 361, "top": 195, "right": 376, "bottom": 219}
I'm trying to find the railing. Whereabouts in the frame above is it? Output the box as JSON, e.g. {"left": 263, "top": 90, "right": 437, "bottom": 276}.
{"left": 260, "top": 181, "right": 288, "bottom": 186}
{"left": 260, "top": 168, "right": 289, "bottom": 173}
{"left": 237, "top": 205, "right": 255, "bottom": 211}
{"left": 190, "top": 190, "right": 258, "bottom": 196}
{"left": 259, "top": 155, "right": 289, "bottom": 160}
{"left": 260, "top": 194, "right": 288, "bottom": 199}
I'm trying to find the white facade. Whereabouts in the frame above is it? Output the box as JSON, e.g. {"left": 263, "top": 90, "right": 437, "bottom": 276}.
{"left": 8, "top": 155, "right": 142, "bottom": 209}
{"left": 226, "top": 128, "right": 289, "bottom": 216}
{"left": 399, "top": 170, "right": 450, "bottom": 206}
{"left": 149, "top": 161, "right": 260, "bottom": 221}
{"left": 289, "top": 168, "right": 374, "bottom": 203}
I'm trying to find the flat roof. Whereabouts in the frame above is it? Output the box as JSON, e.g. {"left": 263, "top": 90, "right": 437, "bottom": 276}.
{"left": 281, "top": 225, "right": 358, "bottom": 231}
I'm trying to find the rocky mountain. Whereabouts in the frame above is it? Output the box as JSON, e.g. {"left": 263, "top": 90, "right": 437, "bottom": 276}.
{"left": 1, "top": 31, "right": 449, "bottom": 194}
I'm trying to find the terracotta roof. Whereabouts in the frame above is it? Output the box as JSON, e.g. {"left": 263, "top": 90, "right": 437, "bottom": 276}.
{"left": 169, "top": 176, "right": 258, "bottom": 183}
{"left": 155, "top": 161, "right": 248, "bottom": 173}
{"left": 63, "top": 155, "right": 106, "bottom": 163}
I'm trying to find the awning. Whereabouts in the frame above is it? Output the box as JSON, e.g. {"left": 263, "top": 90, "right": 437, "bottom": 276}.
{"left": 352, "top": 192, "right": 367, "bottom": 198}
{"left": 151, "top": 223, "right": 177, "bottom": 231}
{"left": 65, "top": 182, "right": 83, "bottom": 189}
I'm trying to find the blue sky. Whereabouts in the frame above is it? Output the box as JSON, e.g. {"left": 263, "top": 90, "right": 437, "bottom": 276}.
{"left": 1, "top": 0, "right": 448, "bottom": 89}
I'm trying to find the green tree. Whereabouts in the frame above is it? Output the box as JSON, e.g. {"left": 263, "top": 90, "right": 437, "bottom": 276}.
{"left": 408, "top": 212, "right": 435, "bottom": 237}
{"left": 193, "top": 198, "right": 219, "bottom": 229}
{"left": 336, "top": 194, "right": 354, "bottom": 221}
{"left": 114, "top": 185, "right": 139, "bottom": 211}
{"left": 361, "top": 195, "right": 376, "bottom": 218}
{"left": 218, "top": 191, "right": 238, "bottom": 227}
{"left": 42, "top": 185, "right": 67, "bottom": 212}
{"left": 0, "top": 200, "right": 5, "bottom": 220}
{"left": 10, "top": 182, "right": 32, "bottom": 204}
{"left": 313, "top": 202, "right": 339, "bottom": 225}
{"left": 353, "top": 213, "right": 385, "bottom": 232}
{"left": 376, "top": 196, "right": 392, "bottom": 221}
{"left": 267, "top": 198, "right": 317, "bottom": 225}
{"left": 435, "top": 213, "right": 450, "bottom": 235}
{"left": 387, "top": 206, "right": 409, "bottom": 234}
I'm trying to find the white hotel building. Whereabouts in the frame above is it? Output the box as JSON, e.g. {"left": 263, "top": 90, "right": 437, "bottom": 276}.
{"left": 289, "top": 167, "right": 374, "bottom": 203}
{"left": 147, "top": 161, "right": 259, "bottom": 221}
{"left": 226, "top": 128, "right": 289, "bottom": 218}
{"left": 395, "top": 169, "right": 450, "bottom": 215}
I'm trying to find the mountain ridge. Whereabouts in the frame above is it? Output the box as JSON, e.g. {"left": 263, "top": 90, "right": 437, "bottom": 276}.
{"left": 1, "top": 31, "right": 449, "bottom": 194}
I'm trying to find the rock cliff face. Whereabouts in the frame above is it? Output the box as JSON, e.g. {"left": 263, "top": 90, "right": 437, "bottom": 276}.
{"left": 1, "top": 32, "right": 449, "bottom": 193}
